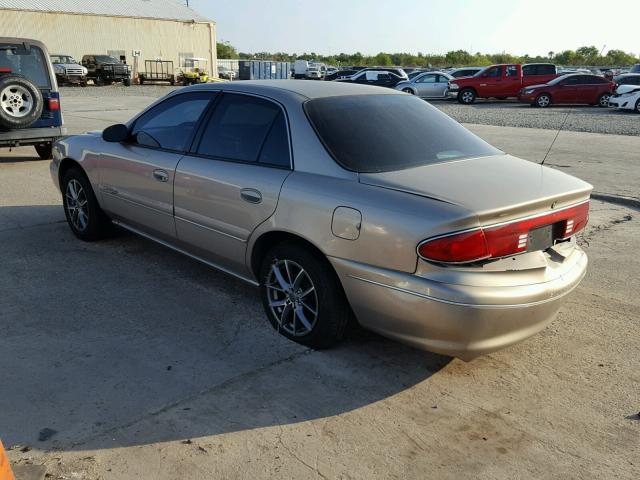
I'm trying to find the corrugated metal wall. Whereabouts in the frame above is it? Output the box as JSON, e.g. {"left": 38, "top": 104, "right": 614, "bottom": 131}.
{"left": 0, "top": 10, "right": 217, "bottom": 77}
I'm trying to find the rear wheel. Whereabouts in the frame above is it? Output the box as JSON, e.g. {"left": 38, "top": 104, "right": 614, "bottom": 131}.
{"left": 536, "top": 94, "right": 551, "bottom": 108}
{"left": 597, "top": 93, "right": 611, "bottom": 107}
{"left": 34, "top": 142, "right": 52, "bottom": 160}
{"left": 61, "top": 167, "right": 111, "bottom": 241}
{"left": 635, "top": 99, "right": 640, "bottom": 114}
{"left": 259, "top": 243, "right": 351, "bottom": 349}
{"left": 402, "top": 88, "right": 415, "bottom": 95}
{"left": 458, "top": 88, "right": 476, "bottom": 104}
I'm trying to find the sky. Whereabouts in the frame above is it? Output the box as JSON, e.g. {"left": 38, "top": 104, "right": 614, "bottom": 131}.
{"left": 187, "top": 0, "right": 640, "bottom": 57}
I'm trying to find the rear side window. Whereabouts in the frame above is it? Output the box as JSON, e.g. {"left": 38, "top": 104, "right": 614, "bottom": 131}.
{"left": 0, "top": 44, "right": 50, "bottom": 88}
{"left": 305, "top": 94, "right": 501, "bottom": 173}
{"left": 196, "top": 93, "right": 290, "bottom": 167}
{"left": 131, "top": 92, "right": 213, "bottom": 151}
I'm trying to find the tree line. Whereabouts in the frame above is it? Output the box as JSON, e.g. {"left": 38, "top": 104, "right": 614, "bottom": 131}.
{"left": 217, "top": 42, "right": 639, "bottom": 67}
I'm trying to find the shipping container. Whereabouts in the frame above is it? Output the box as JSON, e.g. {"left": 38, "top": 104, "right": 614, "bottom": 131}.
{"left": 239, "top": 60, "right": 291, "bottom": 80}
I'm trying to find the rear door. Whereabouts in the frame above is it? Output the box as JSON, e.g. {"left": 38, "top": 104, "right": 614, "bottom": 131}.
{"left": 99, "top": 91, "right": 215, "bottom": 240}
{"left": 501, "top": 65, "right": 521, "bottom": 96}
{"left": 173, "top": 92, "right": 292, "bottom": 275}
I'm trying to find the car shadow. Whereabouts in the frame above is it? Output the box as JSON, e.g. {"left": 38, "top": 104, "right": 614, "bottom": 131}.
{"left": 0, "top": 204, "right": 452, "bottom": 452}
{"left": 0, "top": 153, "right": 42, "bottom": 163}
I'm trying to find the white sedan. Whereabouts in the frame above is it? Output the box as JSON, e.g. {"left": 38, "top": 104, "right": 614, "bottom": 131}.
{"left": 608, "top": 85, "right": 640, "bottom": 113}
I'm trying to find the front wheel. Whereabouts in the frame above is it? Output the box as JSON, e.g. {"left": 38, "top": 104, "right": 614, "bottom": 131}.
{"left": 123, "top": 78, "right": 131, "bottom": 87}
{"left": 61, "top": 167, "right": 111, "bottom": 241}
{"left": 635, "top": 99, "right": 640, "bottom": 114}
{"left": 536, "top": 94, "right": 551, "bottom": 108}
{"left": 458, "top": 88, "right": 476, "bottom": 104}
{"left": 34, "top": 142, "right": 52, "bottom": 160}
{"left": 259, "top": 243, "right": 351, "bottom": 349}
{"left": 598, "top": 93, "right": 610, "bottom": 108}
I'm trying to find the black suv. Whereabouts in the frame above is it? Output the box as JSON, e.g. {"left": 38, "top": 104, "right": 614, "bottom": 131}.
{"left": 0, "top": 38, "right": 65, "bottom": 159}
{"left": 81, "top": 55, "right": 131, "bottom": 86}
{"left": 336, "top": 68, "right": 407, "bottom": 88}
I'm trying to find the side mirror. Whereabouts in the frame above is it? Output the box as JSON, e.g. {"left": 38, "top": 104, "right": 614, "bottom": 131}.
{"left": 102, "top": 124, "right": 129, "bottom": 143}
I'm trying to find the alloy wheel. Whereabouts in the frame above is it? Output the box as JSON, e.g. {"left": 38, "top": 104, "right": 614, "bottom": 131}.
{"left": 461, "top": 91, "right": 474, "bottom": 103}
{"left": 537, "top": 95, "right": 550, "bottom": 108}
{"left": 599, "top": 94, "right": 611, "bottom": 107}
{"left": 265, "top": 259, "right": 318, "bottom": 337}
{"left": 65, "top": 179, "right": 89, "bottom": 232}
{"left": 0, "top": 85, "right": 33, "bottom": 118}
{"left": 403, "top": 88, "right": 414, "bottom": 95}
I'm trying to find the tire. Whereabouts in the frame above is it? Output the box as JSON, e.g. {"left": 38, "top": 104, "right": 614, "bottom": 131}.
{"left": 123, "top": 78, "right": 131, "bottom": 87}
{"left": 495, "top": 96, "right": 508, "bottom": 100}
{"left": 61, "top": 167, "right": 111, "bottom": 241}
{"left": 402, "top": 88, "right": 415, "bottom": 95}
{"left": 0, "top": 74, "right": 44, "bottom": 129}
{"left": 259, "top": 242, "right": 351, "bottom": 350}
{"left": 597, "top": 93, "right": 610, "bottom": 108}
{"left": 94, "top": 76, "right": 104, "bottom": 86}
{"left": 536, "top": 93, "right": 551, "bottom": 108}
{"left": 34, "top": 142, "right": 52, "bottom": 160}
{"left": 458, "top": 88, "right": 476, "bottom": 104}
{"left": 635, "top": 99, "right": 640, "bottom": 114}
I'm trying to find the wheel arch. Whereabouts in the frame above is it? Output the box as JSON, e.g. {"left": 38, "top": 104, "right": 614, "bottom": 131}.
{"left": 249, "top": 230, "right": 335, "bottom": 281}
{"left": 58, "top": 157, "right": 86, "bottom": 187}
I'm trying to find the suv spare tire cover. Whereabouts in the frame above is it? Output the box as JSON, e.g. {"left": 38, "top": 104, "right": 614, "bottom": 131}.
{"left": 0, "top": 75, "right": 44, "bottom": 129}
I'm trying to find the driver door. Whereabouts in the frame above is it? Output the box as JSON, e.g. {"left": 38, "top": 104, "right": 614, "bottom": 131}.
{"left": 99, "top": 91, "right": 216, "bottom": 240}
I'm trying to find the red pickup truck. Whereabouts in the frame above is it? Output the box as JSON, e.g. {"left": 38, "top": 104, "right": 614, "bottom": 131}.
{"left": 449, "top": 63, "right": 558, "bottom": 104}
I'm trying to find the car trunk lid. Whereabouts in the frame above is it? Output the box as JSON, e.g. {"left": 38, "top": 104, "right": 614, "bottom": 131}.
{"left": 358, "top": 154, "right": 592, "bottom": 226}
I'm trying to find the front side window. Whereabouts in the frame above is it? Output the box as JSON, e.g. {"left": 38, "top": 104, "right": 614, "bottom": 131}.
{"left": 416, "top": 74, "right": 437, "bottom": 84}
{"left": 0, "top": 44, "right": 50, "bottom": 88}
{"left": 486, "top": 66, "right": 502, "bottom": 78}
{"left": 305, "top": 94, "right": 501, "bottom": 173}
{"left": 131, "top": 92, "right": 213, "bottom": 151}
{"left": 196, "top": 93, "right": 289, "bottom": 167}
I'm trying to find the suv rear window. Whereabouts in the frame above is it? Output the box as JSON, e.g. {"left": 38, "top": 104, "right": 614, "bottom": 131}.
{"left": 0, "top": 44, "right": 51, "bottom": 88}
{"left": 305, "top": 94, "right": 500, "bottom": 173}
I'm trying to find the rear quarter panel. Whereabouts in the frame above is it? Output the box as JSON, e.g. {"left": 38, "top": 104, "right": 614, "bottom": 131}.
{"left": 247, "top": 171, "right": 476, "bottom": 274}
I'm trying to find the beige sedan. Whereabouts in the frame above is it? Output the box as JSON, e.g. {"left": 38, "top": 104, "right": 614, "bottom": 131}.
{"left": 51, "top": 80, "right": 591, "bottom": 360}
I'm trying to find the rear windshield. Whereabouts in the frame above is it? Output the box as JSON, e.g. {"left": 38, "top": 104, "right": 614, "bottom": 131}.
{"left": 0, "top": 44, "right": 51, "bottom": 88}
{"left": 304, "top": 94, "right": 500, "bottom": 173}
{"left": 95, "top": 56, "right": 121, "bottom": 64}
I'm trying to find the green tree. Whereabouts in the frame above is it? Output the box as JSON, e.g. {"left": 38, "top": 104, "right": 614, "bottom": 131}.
{"left": 216, "top": 41, "right": 238, "bottom": 59}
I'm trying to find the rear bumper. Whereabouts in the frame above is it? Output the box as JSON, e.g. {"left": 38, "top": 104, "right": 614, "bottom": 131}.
{"left": 330, "top": 247, "right": 588, "bottom": 361}
{"left": 0, "top": 126, "right": 66, "bottom": 147}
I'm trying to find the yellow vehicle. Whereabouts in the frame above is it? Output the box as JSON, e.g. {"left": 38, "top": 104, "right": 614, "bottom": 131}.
{"left": 179, "top": 57, "right": 209, "bottom": 85}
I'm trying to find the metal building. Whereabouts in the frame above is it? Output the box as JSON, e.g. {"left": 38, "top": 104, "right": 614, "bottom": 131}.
{"left": 0, "top": 0, "right": 217, "bottom": 77}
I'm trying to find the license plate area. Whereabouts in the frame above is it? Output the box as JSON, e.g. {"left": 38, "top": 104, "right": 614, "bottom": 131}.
{"left": 527, "top": 224, "right": 554, "bottom": 252}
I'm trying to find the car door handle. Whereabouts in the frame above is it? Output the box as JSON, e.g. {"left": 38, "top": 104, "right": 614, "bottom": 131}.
{"left": 240, "top": 188, "right": 262, "bottom": 204}
{"left": 152, "top": 169, "right": 169, "bottom": 182}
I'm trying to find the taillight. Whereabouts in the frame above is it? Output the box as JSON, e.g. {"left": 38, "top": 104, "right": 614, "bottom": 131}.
{"left": 48, "top": 98, "right": 60, "bottom": 111}
{"left": 418, "top": 201, "right": 589, "bottom": 264}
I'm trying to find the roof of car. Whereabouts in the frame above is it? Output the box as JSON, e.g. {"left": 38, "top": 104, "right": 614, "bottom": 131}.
{"left": 189, "top": 80, "right": 402, "bottom": 100}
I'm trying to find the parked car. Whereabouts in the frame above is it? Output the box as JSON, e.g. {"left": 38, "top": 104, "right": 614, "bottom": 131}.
{"left": 81, "top": 54, "right": 131, "bottom": 86}
{"left": 0, "top": 37, "right": 65, "bottom": 159}
{"left": 407, "top": 69, "right": 429, "bottom": 80}
{"left": 306, "top": 64, "right": 325, "bottom": 80}
{"left": 50, "top": 54, "right": 87, "bottom": 86}
{"left": 517, "top": 74, "right": 614, "bottom": 108}
{"left": 51, "top": 81, "right": 592, "bottom": 360}
{"left": 394, "top": 71, "right": 453, "bottom": 99}
{"left": 449, "top": 67, "right": 482, "bottom": 78}
{"left": 608, "top": 84, "right": 640, "bottom": 113}
{"left": 324, "top": 69, "right": 359, "bottom": 81}
{"left": 628, "top": 64, "right": 640, "bottom": 74}
{"left": 217, "top": 65, "right": 236, "bottom": 80}
{"left": 449, "top": 63, "right": 558, "bottom": 104}
{"left": 336, "top": 69, "right": 405, "bottom": 88}
{"left": 613, "top": 73, "right": 640, "bottom": 88}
